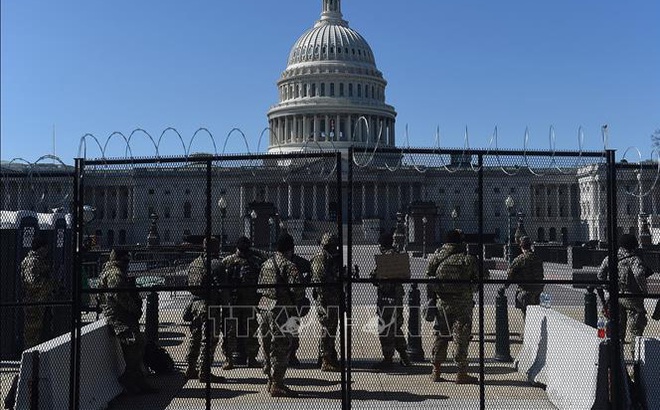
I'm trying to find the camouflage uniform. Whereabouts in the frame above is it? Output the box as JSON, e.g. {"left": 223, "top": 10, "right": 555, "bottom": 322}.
{"left": 258, "top": 252, "right": 304, "bottom": 390}
{"left": 287, "top": 253, "right": 311, "bottom": 364}
{"left": 220, "top": 250, "right": 263, "bottom": 366}
{"left": 507, "top": 250, "right": 544, "bottom": 320}
{"left": 310, "top": 235, "right": 342, "bottom": 368}
{"left": 185, "top": 253, "right": 226, "bottom": 380}
{"left": 370, "top": 248, "right": 408, "bottom": 363}
{"left": 21, "top": 248, "right": 56, "bottom": 348}
{"left": 427, "top": 242, "right": 479, "bottom": 381}
{"left": 598, "top": 248, "right": 649, "bottom": 351}
{"left": 98, "top": 251, "right": 149, "bottom": 391}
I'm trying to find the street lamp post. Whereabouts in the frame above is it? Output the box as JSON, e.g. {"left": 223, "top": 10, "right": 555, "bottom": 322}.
{"left": 250, "top": 209, "right": 257, "bottom": 242}
{"left": 637, "top": 171, "right": 652, "bottom": 246}
{"left": 495, "top": 195, "right": 515, "bottom": 362}
{"left": 422, "top": 216, "right": 428, "bottom": 258}
{"left": 451, "top": 208, "right": 458, "bottom": 230}
{"left": 268, "top": 217, "right": 275, "bottom": 252}
{"left": 505, "top": 196, "right": 515, "bottom": 266}
{"left": 147, "top": 212, "right": 160, "bottom": 247}
{"left": 218, "top": 194, "right": 227, "bottom": 251}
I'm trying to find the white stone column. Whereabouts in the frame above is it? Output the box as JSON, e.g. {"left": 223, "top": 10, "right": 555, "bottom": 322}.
{"left": 314, "top": 116, "right": 319, "bottom": 142}
{"left": 303, "top": 116, "right": 308, "bottom": 141}
{"left": 312, "top": 184, "right": 318, "bottom": 220}
{"left": 543, "top": 184, "right": 548, "bottom": 218}
{"left": 385, "top": 184, "right": 391, "bottom": 219}
{"left": 277, "top": 185, "right": 282, "bottom": 213}
{"left": 103, "top": 188, "right": 108, "bottom": 220}
{"left": 300, "top": 184, "right": 306, "bottom": 219}
{"left": 325, "top": 115, "right": 330, "bottom": 140}
{"left": 288, "top": 184, "right": 293, "bottom": 218}
{"left": 116, "top": 188, "right": 121, "bottom": 219}
{"left": 336, "top": 114, "right": 340, "bottom": 140}
{"left": 556, "top": 185, "right": 561, "bottom": 220}
{"left": 128, "top": 187, "right": 133, "bottom": 220}
{"left": 374, "top": 183, "right": 379, "bottom": 218}
{"left": 325, "top": 184, "right": 330, "bottom": 220}
{"left": 567, "top": 184, "right": 573, "bottom": 218}
{"left": 239, "top": 185, "right": 245, "bottom": 216}
{"left": 361, "top": 184, "right": 366, "bottom": 219}
{"left": 347, "top": 115, "right": 352, "bottom": 142}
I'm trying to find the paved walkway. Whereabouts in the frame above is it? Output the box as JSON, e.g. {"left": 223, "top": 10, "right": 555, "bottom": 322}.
{"left": 106, "top": 301, "right": 560, "bottom": 410}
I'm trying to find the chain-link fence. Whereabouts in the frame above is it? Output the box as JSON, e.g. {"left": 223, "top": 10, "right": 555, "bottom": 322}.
{"left": 4, "top": 148, "right": 660, "bottom": 409}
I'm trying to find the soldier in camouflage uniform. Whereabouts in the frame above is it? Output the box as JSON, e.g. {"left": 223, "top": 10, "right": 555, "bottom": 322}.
{"left": 220, "top": 236, "right": 263, "bottom": 369}
{"left": 287, "top": 252, "right": 312, "bottom": 366}
{"left": 21, "top": 235, "right": 56, "bottom": 349}
{"left": 258, "top": 233, "right": 305, "bottom": 397}
{"left": 505, "top": 236, "right": 544, "bottom": 321}
{"left": 370, "top": 232, "right": 411, "bottom": 369}
{"left": 597, "top": 234, "right": 649, "bottom": 355}
{"left": 427, "top": 229, "right": 479, "bottom": 384}
{"left": 184, "top": 237, "right": 227, "bottom": 383}
{"left": 98, "top": 249, "right": 157, "bottom": 394}
{"left": 310, "top": 233, "right": 342, "bottom": 372}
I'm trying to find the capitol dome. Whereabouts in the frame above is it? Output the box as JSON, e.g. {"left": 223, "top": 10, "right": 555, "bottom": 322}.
{"left": 267, "top": 0, "right": 397, "bottom": 154}
{"left": 287, "top": 19, "right": 376, "bottom": 67}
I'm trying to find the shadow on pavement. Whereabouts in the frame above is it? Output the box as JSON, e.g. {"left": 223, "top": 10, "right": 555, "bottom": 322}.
{"left": 176, "top": 387, "right": 259, "bottom": 399}
{"left": 109, "top": 372, "right": 187, "bottom": 409}
{"left": 349, "top": 390, "right": 449, "bottom": 401}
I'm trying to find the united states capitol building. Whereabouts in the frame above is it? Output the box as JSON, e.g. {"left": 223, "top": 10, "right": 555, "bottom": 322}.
{"left": 2, "top": 0, "right": 658, "bottom": 248}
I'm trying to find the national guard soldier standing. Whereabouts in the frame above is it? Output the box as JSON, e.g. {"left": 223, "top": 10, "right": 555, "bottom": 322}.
{"left": 184, "top": 237, "right": 227, "bottom": 383}
{"left": 221, "top": 236, "right": 263, "bottom": 369}
{"left": 258, "top": 233, "right": 305, "bottom": 397}
{"left": 310, "top": 232, "right": 342, "bottom": 372}
{"left": 98, "top": 249, "right": 157, "bottom": 394}
{"left": 287, "top": 251, "right": 312, "bottom": 366}
{"left": 505, "top": 236, "right": 544, "bottom": 321}
{"left": 370, "top": 232, "right": 411, "bottom": 369}
{"left": 597, "top": 234, "right": 649, "bottom": 356}
{"left": 21, "top": 235, "right": 57, "bottom": 349}
{"left": 427, "top": 229, "right": 479, "bottom": 384}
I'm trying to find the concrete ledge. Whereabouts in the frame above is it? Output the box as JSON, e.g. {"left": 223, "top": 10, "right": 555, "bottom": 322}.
{"left": 515, "top": 306, "right": 606, "bottom": 410}
{"left": 14, "top": 318, "right": 125, "bottom": 410}
{"left": 635, "top": 336, "right": 660, "bottom": 410}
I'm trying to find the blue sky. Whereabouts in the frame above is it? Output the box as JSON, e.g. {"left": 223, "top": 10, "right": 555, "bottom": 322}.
{"left": 2, "top": 0, "right": 658, "bottom": 163}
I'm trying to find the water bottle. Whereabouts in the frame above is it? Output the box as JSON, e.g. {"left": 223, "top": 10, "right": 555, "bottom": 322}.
{"left": 597, "top": 316, "right": 606, "bottom": 339}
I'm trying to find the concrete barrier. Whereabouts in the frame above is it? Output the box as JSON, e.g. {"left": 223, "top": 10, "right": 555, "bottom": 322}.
{"left": 515, "top": 306, "right": 609, "bottom": 410}
{"left": 635, "top": 337, "right": 660, "bottom": 410}
{"left": 14, "top": 318, "right": 125, "bottom": 410}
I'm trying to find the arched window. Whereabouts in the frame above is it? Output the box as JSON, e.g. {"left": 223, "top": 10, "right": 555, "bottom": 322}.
{"left": 320, "top": 83, "right": 325, "bottom": 96}
{"left": 348, "top": 83, "right": 353, "bottom": 97}
{"left": 357, "top": 84, "right": 362, "bottom": 98}
{"left": 118, "top": 229, "right": 127, "bottom": 245}
{"left": 184, "top": 202, "right": 192, "bottom": 219}
{"left": 549, "top": 227, "right": 557, "bottom": 242}
{"left": 561, "top": 227, "right": 568, "bottom": 244}
{"left": 339, "top": 83, "right": 344, "bottom": 96}
{"left": 311, "top": 83, "right": 317, "bottom": 96}
{"left": 107, "top": 230, "right": 115, "bottom": 247}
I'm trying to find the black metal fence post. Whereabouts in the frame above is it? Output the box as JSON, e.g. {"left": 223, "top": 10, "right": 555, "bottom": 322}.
{"left": 406, "top": 283, "right": 424, "bottom": 361}
{"left": 494, "top": 288, "right": 513, "bottom": 363}
{"left": 584, "top": 288, "right": 598, "bottom": 328}
{"left": 606, "top": 149, "right": 626, "bottom": 407}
